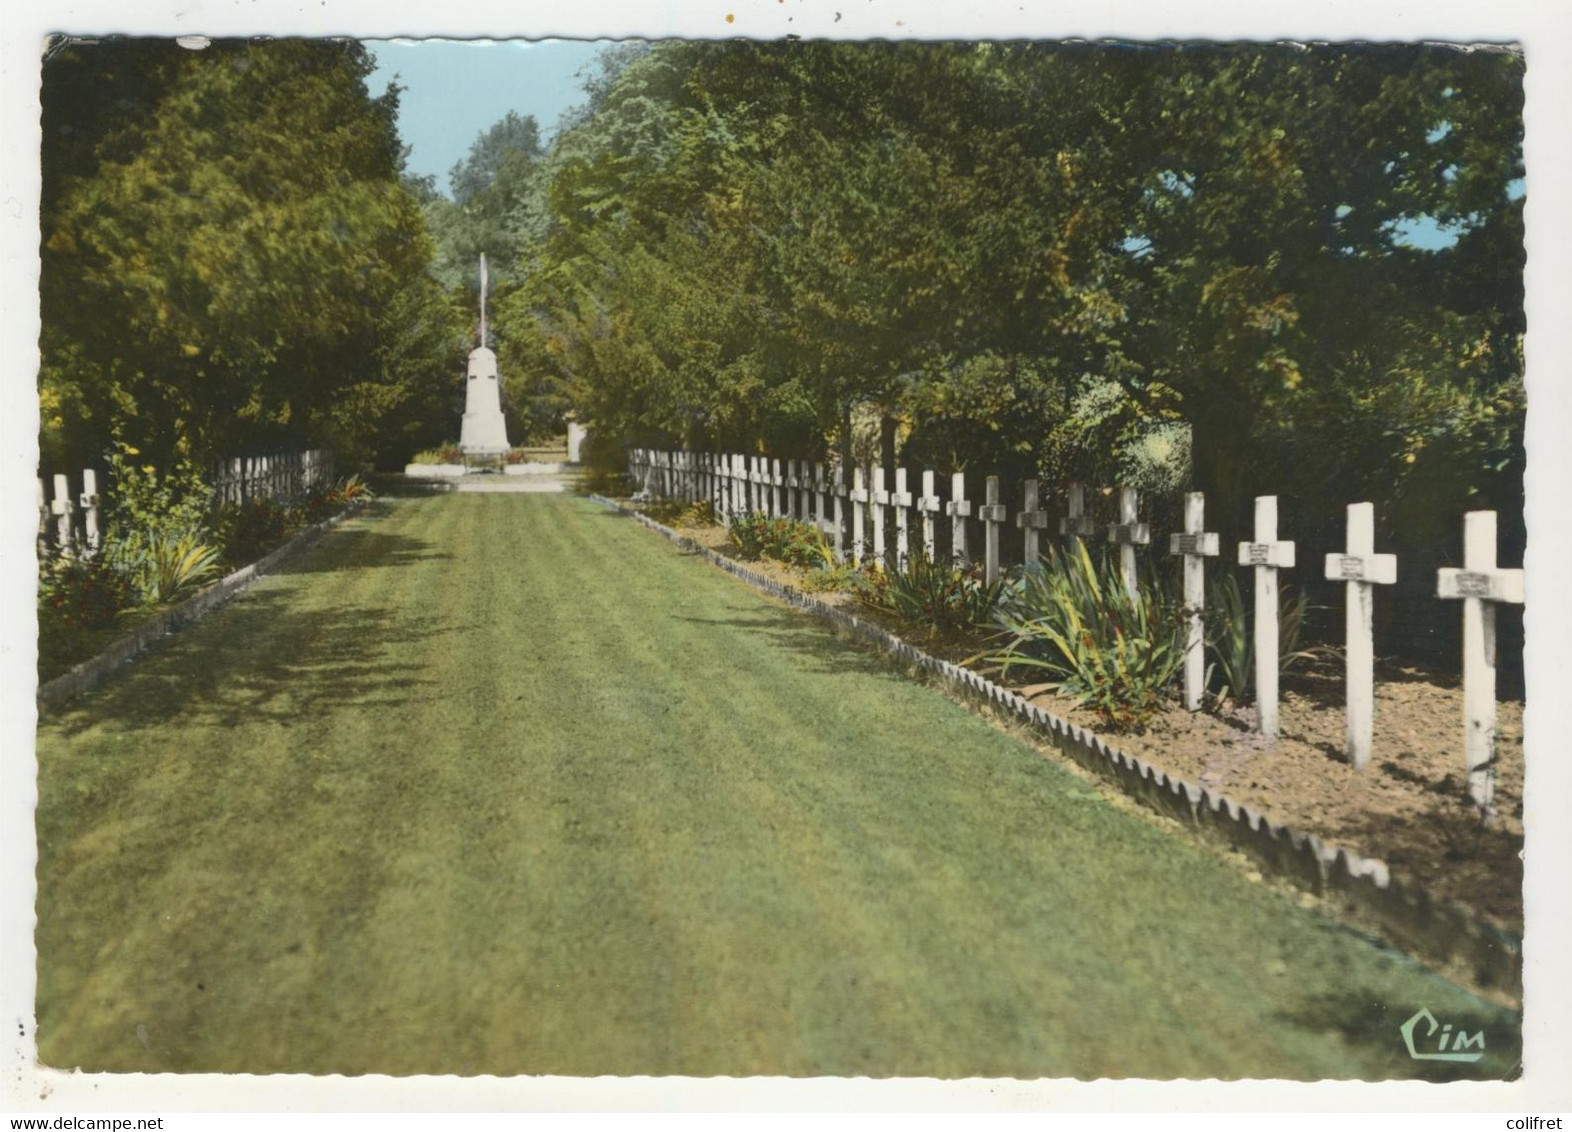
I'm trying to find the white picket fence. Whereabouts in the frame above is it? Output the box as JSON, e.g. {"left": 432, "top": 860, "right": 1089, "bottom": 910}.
{"left": 627, "top": 447, "right": 1524, "bottom": 815}
{"left": 38, "top": 448, "right": 335, "bottom": 561}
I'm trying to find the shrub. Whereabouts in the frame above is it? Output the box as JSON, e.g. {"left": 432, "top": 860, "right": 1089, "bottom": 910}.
{"left": 1204, "top": 573, "right": 1324, "bottom": 707}
{"left": 989, "top": 541, "right": 1185, "bottom": 731}
{"left": 641, "top": 498, "right": 717, "bottom": 528}
{"left": 38, "top": 552, "right": 132, "bottom": 628}
{"left": 213, "top": 497, "right": 303, "bottom": 567}
{"left": 303, "top": 474, "right": 375, "bottom": 523}
{"left": 728, "top": 513, "right": 833, "bottom": 569}
{"left": 134, "top": 528, "right": 225, "bottom": 603}
{"left": 800, "top": 561, "right": 858, "bottom": 593}
{"left": 101, "top": 448, "right": 218, "bottom": 605}
{"left": 860, "top": 551, "right": 1004, "bottom": 639}
{"left": 411, "top": 444, "right": 465, "bottom": 465}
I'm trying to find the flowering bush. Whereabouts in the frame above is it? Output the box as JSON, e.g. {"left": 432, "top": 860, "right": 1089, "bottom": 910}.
{"left": 214, "top": 497, "right": 304, "bottom": 567}
{"left": 38, "top": 552, "right": 132, "bottom": 628}
{"left": 101, "top": 447, "right": 220, "bottom": 605}
{"left": 728, "top": 513, "right": 833, "bottom": 569}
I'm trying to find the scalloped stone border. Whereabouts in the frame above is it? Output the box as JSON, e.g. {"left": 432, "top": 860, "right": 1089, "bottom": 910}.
{"left": 593, "top": 494, "right": 1522, "bottom": 1001}
{"left": 37, "top": 501, "right": 369, "bottom": 712}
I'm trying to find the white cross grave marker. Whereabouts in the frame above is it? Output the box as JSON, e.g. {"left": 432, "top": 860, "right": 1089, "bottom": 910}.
{"left": 751, "top": 456, "right": 767, "bottom": 515}
{"left": 1059, "top": 482, "right": 1097, "bottom": 542}
{"left": 1324, "top": 502, "right": 1398, "bottom": 770}
{"left": 917, "top": 470, "right": 942, "bottom": 561}
{"left": 1237, "top": 495, "right": 1296, "bottom": 739}
{"left": 828, "top": 462, "right": 846, "bottom": 562}
{"left": 1168, "top": 491, "right": 1220, "bottom": 711}
{"left": 1016, "top": 478, "right": 1050, "bottom": 569}
{"left": 80, "top": 468, "right": 102, "bottom": 556}
{"left": 52, "top": 473, "right": 75, "bottom": 554}
{"left": 849, "top": 467, "right": 868, "bottom": 567}
{"left": 979, "top": 475, "right": 1007, "bottom": 585}
{"left": 947, "top": 472, "right": 971, "bottom": 566}
{"left": 1437, "top": 510, "right": 1524, "bottom": 814}
{"left": 891, "top": 468, "right": 913, "bottom": 569}
{"left": 870, "top": 465, "right": 889, "bottom": 569}
{"left": 1107, "top": 486, "right": 1150, "bottom": 601}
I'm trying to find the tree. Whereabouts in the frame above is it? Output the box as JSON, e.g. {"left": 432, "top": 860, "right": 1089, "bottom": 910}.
{"left": 40, "top": 38, "right": 464, "bottom": 470}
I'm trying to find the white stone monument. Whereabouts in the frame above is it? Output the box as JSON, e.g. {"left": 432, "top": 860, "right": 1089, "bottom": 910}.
{"left": 459, "top": 254, "right": 511, "bottom": 458}
{"left": 566, "top": 418, "right": 588, "bottom": 463}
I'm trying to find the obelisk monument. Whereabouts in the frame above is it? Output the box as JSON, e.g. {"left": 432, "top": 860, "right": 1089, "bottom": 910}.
{"left": 459, "top": 254, "right": 511, "bottom": 457}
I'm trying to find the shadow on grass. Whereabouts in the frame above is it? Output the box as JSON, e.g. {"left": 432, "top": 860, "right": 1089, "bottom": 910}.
{"left": 50, "top": 590, "right": 457, "bottom": 739}
{"left": 47, "top": 519, "right": 461, "bottom": 738}
{"left": 1272, "top": 991, "right": 1521, "bottom": 1081}
{"left": 669, "top": 609, "right": 909, "bottom": 682}
{"left": 273, "top": 508, "right": 452, "bottom": 576}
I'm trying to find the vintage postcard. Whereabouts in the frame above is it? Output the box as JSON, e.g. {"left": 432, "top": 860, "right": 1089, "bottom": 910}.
{"left": 4, "top": 0, "right": 1569, "bottom": 1117}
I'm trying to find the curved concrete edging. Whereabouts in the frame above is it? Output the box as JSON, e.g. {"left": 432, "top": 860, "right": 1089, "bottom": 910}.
{"left": 591, "top": 494, "right": 1522, "bottom": 1002}
{"left": 37, "top": 500, "right": 370, "bottom": 712}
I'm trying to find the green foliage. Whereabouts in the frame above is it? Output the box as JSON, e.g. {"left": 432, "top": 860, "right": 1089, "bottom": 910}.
{"left": 487, "top": 40, "right": 1521, "bottom": 564}
{"left": 989, "top": 542, "right": 1186, "bottom": 731}
{"left": 727, "top": 513, "right": 834, "bottom": 569}
{"left": 411, "top": 445, "right": 466, "bottom": 465}
{"left": 40, "top": 38, "right": 463, "bottom": 471}
{"left": 133, "top": 529, "right": 225, "bottom": 604}
{"left": 333, "top": 474, "right": 376, "bottom": 503}
{"left": 1203, "top": 574, "right": 1325, "bottom": 707}
{"left": 799, "top": 561, "right": 859, "bottom": 593}
{"left": 38, "top": 553, "right": 133, "bottom": 629}
{"left": 101, "top": 448, "right": 218, "bottom": 604}
{"left": 860, "top": 552, "right": 1004, "bottom": 639}
{"left": 212, "top": 498, "right": 301, "bottom": 571}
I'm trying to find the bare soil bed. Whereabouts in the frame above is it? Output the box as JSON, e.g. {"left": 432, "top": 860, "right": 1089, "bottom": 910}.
{"left": 1010, "top": 665, "right": 1524, "bottom": 934}
{"left": 629, "top": 504, "right": 1525, "bottom": 935}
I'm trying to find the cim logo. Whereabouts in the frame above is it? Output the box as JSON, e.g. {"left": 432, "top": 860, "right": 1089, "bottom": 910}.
{"left": 1400, "top": 1007, "right": 1486, "bottom": 1062}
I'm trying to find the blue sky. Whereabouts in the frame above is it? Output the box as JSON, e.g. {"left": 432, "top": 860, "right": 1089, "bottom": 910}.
{"left": 366, "top": 39, "right": 609, "bottom": 194}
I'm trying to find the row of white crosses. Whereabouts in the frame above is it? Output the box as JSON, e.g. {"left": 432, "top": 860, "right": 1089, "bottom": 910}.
{"left": 631, "top": 450, "right": 1161, "bottom": 593}
{"left": 39, "top": 449, "right": 337, "bottom": 560}
{"left": 37, "top": 469, "right": 103, "bottom": 558}
{"left": 1173, "top": 492, "right": 1522, "bottom": 813}
{"left": 632, "top": 450, "right": 1523, "bottom": 811}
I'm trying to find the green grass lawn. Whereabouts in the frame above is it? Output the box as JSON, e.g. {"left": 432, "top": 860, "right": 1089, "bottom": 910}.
{"left": 34, "top": 493, "right": 1519, "bottom": 1078}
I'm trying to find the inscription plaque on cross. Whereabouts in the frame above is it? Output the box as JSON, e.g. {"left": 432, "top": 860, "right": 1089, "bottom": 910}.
{"left": 1236, "top": 495, "right": 1296, "bottom": 739}
{"left": 890, "top": 468, "right": 914, "bottom": 568}
{"left": 1437, "top": 510, "right": 1524, "bottom": 814}
{"left": 1106, "top": 486, "right": 1150, "bottom": 601}
{"left": 947, "top": 472, "right": 971, "bottom": 566}
{"left": 917, "top": 470, "right": 943, "bottom": 561}
{"left": 1168, "top": 492, "right": 1220, "bottom": 711}
{"left": 1324, "top": 502, "right": 1398, "bottom": 770}
{"left": 1016, "top": 478, "right": 1051, "bottom": 569}
{"left": 1059, "top": 482, "right": 1097, "bottom": 542}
